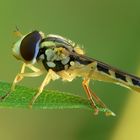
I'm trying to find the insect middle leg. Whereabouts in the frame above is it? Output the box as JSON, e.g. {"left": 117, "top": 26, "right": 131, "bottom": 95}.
{"left": 29, "top": 69, "right": 59, "bottom": 108}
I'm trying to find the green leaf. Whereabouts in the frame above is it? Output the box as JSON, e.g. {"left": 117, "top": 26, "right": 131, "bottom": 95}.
{"left": 0, "top": 81, "right": 115, "bottom": 116}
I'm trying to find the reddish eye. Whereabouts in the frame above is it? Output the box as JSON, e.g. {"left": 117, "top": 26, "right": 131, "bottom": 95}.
{"left": 20, "top": 31, "right": 42, "bottom": 61}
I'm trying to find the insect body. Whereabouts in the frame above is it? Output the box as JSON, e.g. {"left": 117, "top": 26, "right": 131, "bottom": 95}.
{"left": 4, "top": 30, "right": 140, "bottom": 115}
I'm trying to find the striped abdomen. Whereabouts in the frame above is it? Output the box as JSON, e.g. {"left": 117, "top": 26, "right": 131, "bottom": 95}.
{"left": 93, "top": 61, "right": 140, "bottom": 93}
{"left": 73, "top": 54, "right": 140, "bottom": 93}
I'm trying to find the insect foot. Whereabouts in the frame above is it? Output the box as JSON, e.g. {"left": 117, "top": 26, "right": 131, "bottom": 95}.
{"left": 0, "top": 91, "right": 11, "bottom": 101}
{"left": 105, "top": 109, "right": 116, "bottom": 117}
{"left": 94, "top": 108, "right": 99, "bottom": 115}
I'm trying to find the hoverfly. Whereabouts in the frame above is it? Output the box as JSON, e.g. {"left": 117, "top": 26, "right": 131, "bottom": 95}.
{"left": 2, "top": 30, "right": 140, "bottom": 116}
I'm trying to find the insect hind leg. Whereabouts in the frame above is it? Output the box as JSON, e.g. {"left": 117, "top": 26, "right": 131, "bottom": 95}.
{"left": 82, "top": 79, "right": 99, "bottom": 115}
{"left": 89, "top": 88, "right": 107, "bottom": 108}
{"left": 82, "top": 78, "right": 108, "bottom": 115}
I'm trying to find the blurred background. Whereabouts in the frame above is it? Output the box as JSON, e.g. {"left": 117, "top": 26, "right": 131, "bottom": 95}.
{"left": 0, "top": 0, "right": 140, "bottom": 140}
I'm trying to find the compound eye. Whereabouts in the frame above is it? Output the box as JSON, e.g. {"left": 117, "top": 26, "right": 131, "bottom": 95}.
{"left": 20, "top": 31, "right": 42, "bottom": 61}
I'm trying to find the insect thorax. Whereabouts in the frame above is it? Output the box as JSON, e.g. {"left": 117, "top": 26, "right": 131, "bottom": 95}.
{"left": 37, "top": 45, "right": 70, "bottom": 71}
{"left": 37, "top": 38, "right": 92, "bottom": 72}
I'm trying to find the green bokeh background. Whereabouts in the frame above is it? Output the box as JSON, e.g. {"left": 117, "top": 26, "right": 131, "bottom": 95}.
{"left": 0, "top": 0, "right": 140, "bottom": 140}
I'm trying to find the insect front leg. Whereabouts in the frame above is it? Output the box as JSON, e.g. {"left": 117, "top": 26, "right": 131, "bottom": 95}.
{"left": 0, "top": 63, "right": 44, "bottom": 100}
{"left": 11, "top": 63, "right": 26, "bottom": 91}
{"left": 0, "top": 63, "right": 25, "bottom": 100}
{"left": 11, "top": 64, "right": 43, "bottom": 91}
{"left": 26, "top": 64, "right": 41, "bottom": 72}
{"left": 29, "top": 69, "right": 59, "bottom": 108}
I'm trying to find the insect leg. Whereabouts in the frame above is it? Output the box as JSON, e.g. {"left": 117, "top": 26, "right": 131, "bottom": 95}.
{"left": 82, "top": 78, "right": 99, "bottom": 115}
{"left": 11, "top": 64, "right": 43, "bottom": 91}
{"left": 86, "top": 86, "right": 112, "bottom": 116}
{"left": 26, "top": 64, "right": 40, "bottom": 72}
{"left": 0, "top": 63, "right": 26, "bottom": 100}
{"left": 0, "top": 64, "right": 43, "bottom": 100}
{"left": 11, "top": 63, "right": 26, "bottom": 91}
{"left": 82, "top": 62, "right": 108, "bottom": 113}
{"left": 29, "top": 69, "right": 59, "bottom": 108}
{"left": 89, "top": 88, "right": 107, "bottom": 108}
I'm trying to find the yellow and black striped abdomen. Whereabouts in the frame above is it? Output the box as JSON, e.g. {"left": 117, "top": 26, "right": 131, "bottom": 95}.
{"left": 93, "top": 61, "right": 140, "bottom": 93}
{"left": 65, "top": 54, "right": 140, "bottom": 93}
